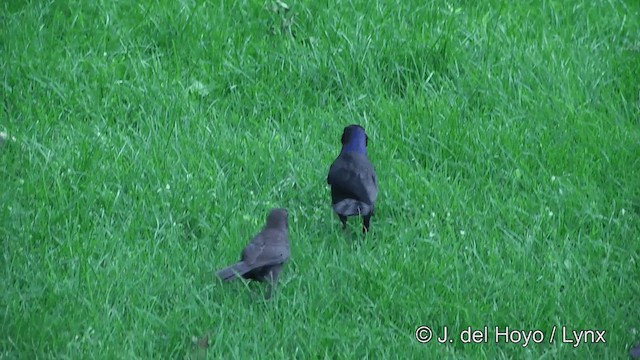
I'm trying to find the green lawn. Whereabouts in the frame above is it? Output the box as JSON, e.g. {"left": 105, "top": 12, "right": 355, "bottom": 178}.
{"left": 2, "top": 0, "right": 639, "bottom": 358}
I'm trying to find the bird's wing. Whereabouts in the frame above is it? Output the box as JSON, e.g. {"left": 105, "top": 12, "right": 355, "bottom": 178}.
{"left": 258, "top": 239, "right": 290, "bottom": 265}
{"left": 367, "top": 171, "right": 378, "bottom": 204}
{"left": 328, "top": 153, "right": 377, "bottom": 205}
{"left": 241, "top": 233, "right": 267, "bottom": 266}
{"left": 242, "top": 229, "right": 289, "bottom": 267}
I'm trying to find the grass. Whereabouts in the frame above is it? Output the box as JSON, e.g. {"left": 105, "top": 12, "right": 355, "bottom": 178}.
{"left": 1, "top": 0, "right": 640, "bottom": 358}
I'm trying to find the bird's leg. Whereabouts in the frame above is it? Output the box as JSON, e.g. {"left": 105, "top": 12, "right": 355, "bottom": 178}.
{"left": 339, "top": 215, "right": 347, "bottom": 229}
{"left": 264, "top": 266, "right": 282, "bottom": 300}
{"left": 362, "top": 215, "right": 371, "bottom": 233}
{"left": 265, "top": 283, "right": 275, "bottom": 300}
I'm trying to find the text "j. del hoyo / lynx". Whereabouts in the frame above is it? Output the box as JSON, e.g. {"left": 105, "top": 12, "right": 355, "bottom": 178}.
{"left": 455, "top": 326, "right": 606, "bottom": 347}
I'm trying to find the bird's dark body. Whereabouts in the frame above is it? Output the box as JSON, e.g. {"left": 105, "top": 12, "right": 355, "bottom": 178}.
{"left": 216, "top": 209, "right": 289, "bottom": 299}
{"left": 327, "top": 125, "right": 378, "bottom": 233}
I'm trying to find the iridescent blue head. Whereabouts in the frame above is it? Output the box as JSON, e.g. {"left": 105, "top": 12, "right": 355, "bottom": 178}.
{"left": 340, "top": 124, "right": 369, "bottom": 155}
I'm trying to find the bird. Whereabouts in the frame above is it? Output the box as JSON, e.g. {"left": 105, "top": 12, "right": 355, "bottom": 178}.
{"left": 216, "top": 208, "right": 290, "bottom": 299}
{"left": 631, "top": 342, "right": 640, "bottom": 359}
{"left": 327, "top": 124, "right": 378, "bottom": 233}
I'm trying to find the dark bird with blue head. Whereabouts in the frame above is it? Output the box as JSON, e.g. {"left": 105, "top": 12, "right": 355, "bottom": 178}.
{"left": 327, "top": 125, "right": 378, "bottom": 233}
{"left": 216, "top": 208, "right": 290, "bottom": 299}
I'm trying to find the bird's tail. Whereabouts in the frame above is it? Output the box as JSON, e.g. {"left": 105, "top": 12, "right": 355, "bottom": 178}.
{"left": 333, "top": 199, "right": 373, "bottom": 216}
{"left": 216, "top": 262, "right": 251, "bottom": 281}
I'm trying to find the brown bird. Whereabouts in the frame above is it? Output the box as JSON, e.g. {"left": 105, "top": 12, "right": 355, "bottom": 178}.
{"left": 216, "top": 208, "right": 290, "bottom": 299}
